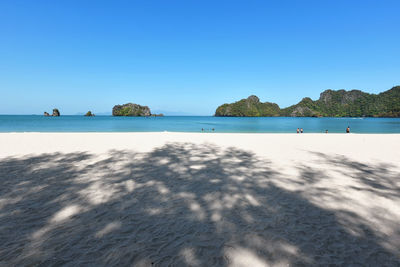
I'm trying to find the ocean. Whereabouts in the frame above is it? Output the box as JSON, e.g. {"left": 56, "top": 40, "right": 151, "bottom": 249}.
{"left": 0, "top": 115, "right": 400, "bottom": 133}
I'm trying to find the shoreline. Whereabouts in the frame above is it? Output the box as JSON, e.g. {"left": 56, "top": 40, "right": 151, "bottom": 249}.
{"left": 2, "top": 131, "right": 399, "bottom": 135}
{"left": 2, "top": 114, "right": 400, "bottom": 118}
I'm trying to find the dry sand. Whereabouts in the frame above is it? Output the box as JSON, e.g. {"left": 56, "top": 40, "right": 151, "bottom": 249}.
{"left": 0, "top": 133, "right": 399, "bottom": 266}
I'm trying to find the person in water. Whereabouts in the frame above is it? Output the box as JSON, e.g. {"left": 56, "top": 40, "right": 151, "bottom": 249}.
{"left": 346, "top": 126, "right": 350, "bottom": 133}
{"left": 326, "top": 129, "right": 328, "bottom": 133}
{"left": 300, "top": 128, "right": 303, "bottom": 133}
{"left": 297, "top": 128, "right": 300, "bottom": 133}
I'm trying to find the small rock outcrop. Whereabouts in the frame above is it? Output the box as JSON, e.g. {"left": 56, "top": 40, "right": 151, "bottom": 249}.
{"left": 85, "top": 111, "right": 95, "bottom": 116}
{"left": 112, "top": 103, "right": 151, "bottom": 116}
{"left": 44, "top": 109, "right": 60, "bottom": 116}
{"left": 52, "top": 109, "right": 60, "bottom": 116}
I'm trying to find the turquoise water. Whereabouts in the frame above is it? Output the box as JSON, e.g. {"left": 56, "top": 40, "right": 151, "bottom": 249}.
{"left": 0, "top": 115, "right": 400, "bottom": 133}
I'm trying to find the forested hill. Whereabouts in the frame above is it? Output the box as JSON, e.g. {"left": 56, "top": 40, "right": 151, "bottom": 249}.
{"left": 215, "top": 86, "right": 400, "bottom": 117}
{"left": 215, "top": 95, "right": 280, "bottom": 117}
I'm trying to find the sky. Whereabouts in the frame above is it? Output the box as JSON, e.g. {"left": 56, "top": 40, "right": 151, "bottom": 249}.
{"left": 0, "top": 0, "right": 399, "bottom": 115}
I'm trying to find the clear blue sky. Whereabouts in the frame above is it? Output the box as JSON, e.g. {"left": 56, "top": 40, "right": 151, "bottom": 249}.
{"left": 1, "top": 0, "right": 399, "bottom": 115}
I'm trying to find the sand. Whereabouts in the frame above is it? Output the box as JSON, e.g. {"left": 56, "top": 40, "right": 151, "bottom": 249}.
{"left": 0, "top": 133, "right": 399, "bottom": 266}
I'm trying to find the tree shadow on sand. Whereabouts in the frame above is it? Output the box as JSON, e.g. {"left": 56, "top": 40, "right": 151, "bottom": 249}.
{"left": 0, "top": 143, "right": 399, "bottom": 266}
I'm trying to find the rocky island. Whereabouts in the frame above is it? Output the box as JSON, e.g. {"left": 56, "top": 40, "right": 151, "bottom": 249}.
{"left": 112, "top": 103, "right": 152, "bottom": 116}
{"left": 215, "top": 86, "right": 400, "bottom": 117}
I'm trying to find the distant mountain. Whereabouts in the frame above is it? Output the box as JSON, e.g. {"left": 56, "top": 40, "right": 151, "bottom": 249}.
{"left": 75, "top": 111, "right": 111, "bottom": 116}
{"left": 215, "top": 86, "right": 400, "bottom": 117}
{"left": 95, "top": 112, "right": 112, "bottom": 116}
{"left": 151, "top": 110, "right": 200, "bottom": 116}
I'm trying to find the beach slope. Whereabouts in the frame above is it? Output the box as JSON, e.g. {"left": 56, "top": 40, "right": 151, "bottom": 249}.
{"left": 0, "top": 133, "right": 399, "bottom": 266}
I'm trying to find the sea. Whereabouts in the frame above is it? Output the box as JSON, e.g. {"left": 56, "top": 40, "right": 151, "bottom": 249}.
{"left": 1, "top": 115, "right": 400, "bottom": 133}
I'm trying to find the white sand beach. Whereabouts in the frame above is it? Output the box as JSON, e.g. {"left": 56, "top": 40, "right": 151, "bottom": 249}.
{"left": 0, "top": 133, "right": 399, "bottom": 266}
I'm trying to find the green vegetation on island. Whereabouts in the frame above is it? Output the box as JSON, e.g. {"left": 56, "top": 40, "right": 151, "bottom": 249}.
{"left": 85, "top": 111, "right": 95, "bottom": 116}
{"left": 112, "top": 103, "right": 163, "bottom": 117}
{"left": 215, "top": 95, "right": 280, "bottom": 117}
{"left": 113, "top": 103, "right": 151, "bottom": 116}
{"left": 215, "top": 86, "right": 400, "bottom": 117}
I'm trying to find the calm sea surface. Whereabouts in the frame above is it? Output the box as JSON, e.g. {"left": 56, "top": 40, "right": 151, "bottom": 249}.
{"left": 0, "top": 115, "right": 400, "bottom": 133}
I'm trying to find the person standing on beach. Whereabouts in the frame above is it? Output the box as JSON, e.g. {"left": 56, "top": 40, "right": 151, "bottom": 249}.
{"left": 300, "top": 128, "right": 303, "bottom": 133}
{"left": 346, "top": 126, "right": 350, "bottom": 133}
{"left": 297, "top": 128, "right": 300, "bottom": 133}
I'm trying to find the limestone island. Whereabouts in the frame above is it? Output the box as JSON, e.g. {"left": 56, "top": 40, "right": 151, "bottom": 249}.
{"left": 215, "top": 86, "right": 400, "bottom": 117}
{"left": 44, "top": 108, "right": 60, "bottom": 117}
{"left": 112, "top": 103, "right": 163, "bottom": 117}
